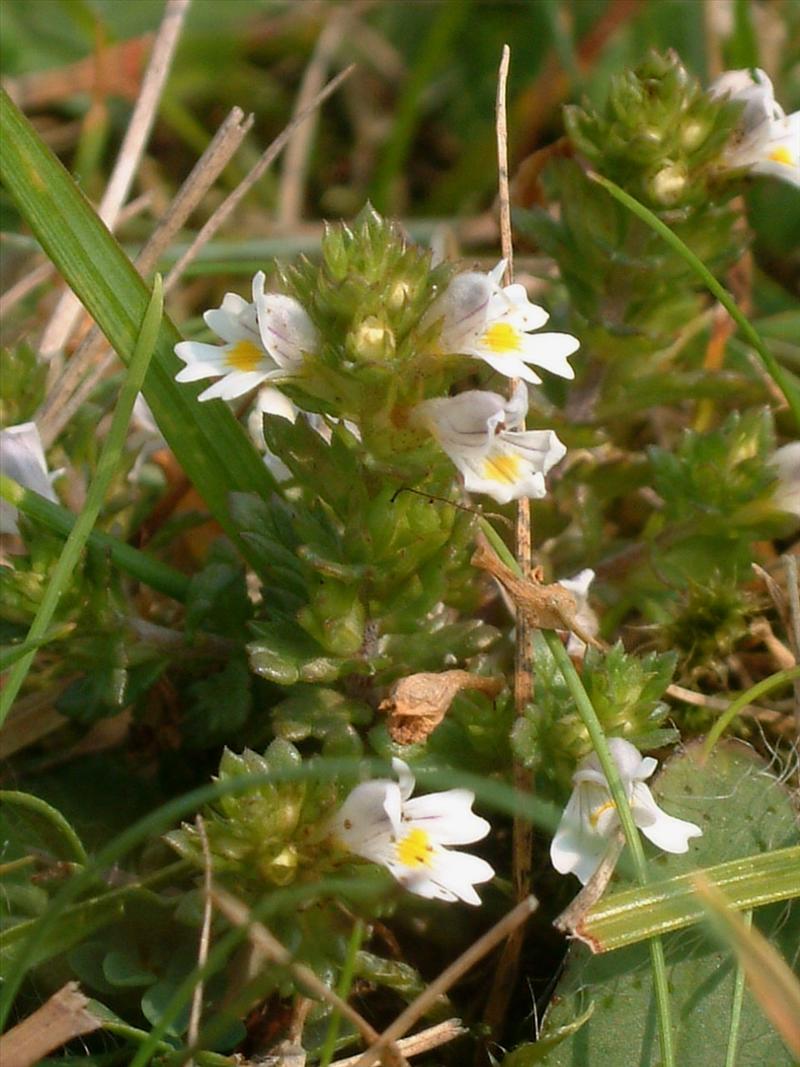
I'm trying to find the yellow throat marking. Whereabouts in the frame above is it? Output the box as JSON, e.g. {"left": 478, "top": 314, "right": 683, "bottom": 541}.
{"left": 589, "top": 799, "right": 616, "bottom": 828}
{"left": 396, "top": 828, "right": 434, "bottom": 869}
{"left": 768, "top": 146, "right": 794, "bottom": 167}
{"left": 480, "top": 321, "right": 522, "bottom": 354}
{"left": 482, "top": 453, "right": 522, "bottom": 484}
{"left": 225, "top": 339, "right": 263, "bottom": 372}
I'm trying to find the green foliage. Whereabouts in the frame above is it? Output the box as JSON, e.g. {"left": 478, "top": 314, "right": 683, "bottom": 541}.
{"left": 512, "top": 638, "right": 676, "bottom": 793}
{"left": 0, "top": 344, "right": 48, "bottom": 425}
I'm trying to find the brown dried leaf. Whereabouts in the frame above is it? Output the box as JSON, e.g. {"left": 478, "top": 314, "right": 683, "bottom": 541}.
{"left": 380, "top": 670, "right": 504, "bottom": 744}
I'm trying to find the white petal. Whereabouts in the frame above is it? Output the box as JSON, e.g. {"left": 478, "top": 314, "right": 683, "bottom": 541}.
{"left": 550, "top": 788, "right": 607, "bottom": 885}
{"left": 331, "top": 780, "right": 396, "bottom": 861}
{"left": 174, "top": 341, "right": 232, "bottom": 377}
{"left": 431, "top": 272, "right": 492, "bottom": 350}
{"left": 475, "top": 352, "right": 543, "bottom": 384}
{"left": 0, "top": 422, "right": 58, "bottom": 534}
{"left": 605, "top": 738, "right": 650, "bottom": 783}
{"left": 559, "top": 568, "right": 595, "bottom": 601}
{"left": 632, "top": 783, "right": 703, "bottom": 853}
{"left": 198, "top": 370, "right": 267, "bottom": 401}
{"left": 391, "top": 758, "right": 416, "bottom": 802}
{"left": 517, "top": 332, "right": 579, "bottom": 379}
{"left": 255, "top": 290, "right": 317, "bottom": 370}
{"left": 772, "top": 441, "right": 800, "bottom": 516}
{"left": 413, "top": 390, "right": 507, "bottom": 452}
{"left": 399, "top": 847, "right": 494, "bottom": 905}
{"left": 203, "top": 295, "right": 260, "bottom": 345}
{"left": 403, "top": 789, "right": 490, "bottom": 844}
{"left": 253, "top": 386, "right": 298, "bottom": 423}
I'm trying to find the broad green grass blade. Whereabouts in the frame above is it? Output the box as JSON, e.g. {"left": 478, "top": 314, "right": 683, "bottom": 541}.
{"left": 586, "top": 170, "right": 800, "bottom": 428}
{"left": 577, "top": 846, "right": 800, "bottom": 952}
{"left": 694, "top": 876, "right": 800, "bottom": 1059}
{"left": 0, "top": 476, "right": 190, "bottom": 602}
{"left": 0, "top": 276, "right": 163, "bottom": 726}
{"left": 0, "top": 90, "right": 276, "bottom": 559}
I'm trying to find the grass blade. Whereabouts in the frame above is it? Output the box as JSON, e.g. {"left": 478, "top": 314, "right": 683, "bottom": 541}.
{"left": 577, "top": 846, "right": 800, "bottom": 952}
{"left": 0, "top": 476, "right": 190, "bottom": 602}
{"left": 586, "top": 170, "right": 800, "bottom": 428}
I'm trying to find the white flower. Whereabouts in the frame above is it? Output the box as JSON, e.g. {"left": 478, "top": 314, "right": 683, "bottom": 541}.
{"left": 710, "top": 68, "right": 799, "bottom": 185}
{"left": 175, "top": 272, "right": 316, "bottom": 401}
{"left": 423, "top": 260, "right": 579, "bottom": 383}
{"left": 558, "top": 568, "right": 598, "bottom": 657}
{"left": 413, "top": 381, "right": 566, "bottom": 504}
{"left": 330, "top": 759, "right": 494, "bottom": 905}
{"left": 0, "top": 422, "right": 60, "bottom": 535}
{"left": 771, "top": 441, "right": 800, "bottom": 519}
{"left": 550, "top": 738, "right": 703, "bottom": 885}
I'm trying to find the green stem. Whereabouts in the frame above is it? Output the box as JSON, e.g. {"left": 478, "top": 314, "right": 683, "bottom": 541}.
{"left": 725, "top": 909, "right": 752, "bottom": 1067}
{"left": 0, "top": 476, "right": 189, "bottom": 602}
{"left": 478, "top": 518, "right": 675, "bottom": 1067}
{"left": 0, "top": 276, "right": 164, "bottom": 729}
{"left": 587, "top": 171, "right": 800, "bottom": 429}
{"left": 701, "top": 667, "right": 800, "bottom": 761}
{"left": 0, "top": 790, "right": 87, "bottom": 865}
{"left": 319, "top": 918, "right": 365, "bottom": 1067}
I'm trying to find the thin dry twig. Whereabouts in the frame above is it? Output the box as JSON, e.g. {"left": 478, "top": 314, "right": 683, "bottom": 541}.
{"left": 0, "top": 982, "right": 101, "bottom": 1067}
{"left": 38, "top": 107, "right": 253, "bottom": 443}
{"left": 483, "top": 43, "right": 535, "bottom": 1039}
{"left": 276, "top": 7, "right": 351, "bottom": 228}
{"left": 354, "top": 896, "right": 538, "bottom": 1067}
{"left": 165, "top": 64, "right": 355, "bottom": 287}
{"left": 554, "top": 833, "right": 624, "bottom": 936}
{"left": 39, "top": 0, "right": 191, "bottom": 361}
{"left": 210, "top": 886, "right": 409, "bottom": 1067}
{"left": 665, "top": 683, "right": 786, "bottom": 726}
{"left": 186, "top": 815, "right": 213, "bottom": 1065}
{"left": 330, "top": 1020, "right": 467, "bottom": 1067}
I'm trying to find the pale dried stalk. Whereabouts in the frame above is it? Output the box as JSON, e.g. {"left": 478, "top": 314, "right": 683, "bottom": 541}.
{"left": 210, "top": 887, "right": 409, "bottom": 1067}
{"left": 38, "top": 108, "right": 252, "bottom": 443}
{"left": 554, "top": 833, "right": 624, "bottom": 937}
{"left": 186, "top": 815, "right": 213, "bottom": 1065}
{"left": 483, "top": 45, "right": 535, "bottom": 1038}
{"left": 354, "top": 896, "right": 538, "bottom": 1067}
{"left": 0, "top": 982, "right": 101, "bottom": 1067}
{"left": 165, "top": 63, "right": 354, "bottom": 288}
{"left": 39, "top": 0, "right": 191, "bottom": 360}
{"left": 330, "top": 1019, "right": 467, "bottom": 1067}
{"left": 665, "top": 683, "right": 785, "bottom": 725}
{"left": 276, "top": 7, "right": 350, "bottom": 227}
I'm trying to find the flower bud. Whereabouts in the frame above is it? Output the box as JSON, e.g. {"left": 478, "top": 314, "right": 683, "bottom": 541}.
{"left": 649, "top": 162, "right": 688, "bottom": 204}
{"left": 348, "top": 316, "right": 396, "bottom": 363}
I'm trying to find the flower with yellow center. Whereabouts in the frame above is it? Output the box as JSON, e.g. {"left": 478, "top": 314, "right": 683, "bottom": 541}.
{"left": 421, "top": 260, "right": 579, "bottom": 383}
{"left": 710, "top": 68, "right": 799, "bottom": 186}
{"left": 412, "top": 381, "right": 566, "bottom": 505}
{"left": 330, "top": 759, "right": 494, "bottom": 905}
{"left": 550, "top": 738, "right": 703, "bottom": 885}
{"left": 174, "top": 271, "right": 317, "bottom": 401}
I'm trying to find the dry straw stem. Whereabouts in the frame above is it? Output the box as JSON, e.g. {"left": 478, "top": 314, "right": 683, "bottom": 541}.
{"left": 186, "top": 815, "right": 213, "bottom": 1066}
{"left": 210, "top": 887, "right": 409, "bottom": 1067}
{"left": 483, "top": 43, "right": 537, "bottom": 1039}
{"left": 664, "top": 683, "right": 786, "bottom": 727}
{"left": 354, "top": 896, "right": 538, "bottom": 1067}
{"left": 554, "top": 832, "right": 625, "bottom": 936}
{"left": 330, "top": 1020, "right": 467, "bottom": 1067}
{"left": 782, "top": 553, "right": 800, "bottom": 738}
{"left": 0, "top": 981, "right": 101, "bottom": 1067}
{"left": 276, "top": 5, "right": 353, "bottom": 228}
{"left": 39, "top": 0, "right": 191, "bottom": 361}
{"left": 38, "top": 107, "right": 253, "bottom": 444}
{"left": 693, "top": 875, "right": 800, "bottom": 1058}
